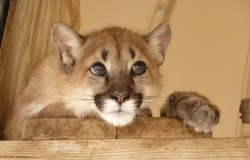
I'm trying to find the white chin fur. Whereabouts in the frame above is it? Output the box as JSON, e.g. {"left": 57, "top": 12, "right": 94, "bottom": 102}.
{"left": 99, "top": 99, "right": 137, "bottom": 126}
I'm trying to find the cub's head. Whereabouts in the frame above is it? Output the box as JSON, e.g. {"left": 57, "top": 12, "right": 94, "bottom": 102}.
{"left": 52, "top": 23, "right": 171, "bottom": 126}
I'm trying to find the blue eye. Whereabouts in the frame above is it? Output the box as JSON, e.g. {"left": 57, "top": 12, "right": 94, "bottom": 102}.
{"left": 90, "top": 62, "right": 106, "bottom": 76}
{"left": 131, "top": 61, "right": 147, "bottom": 76}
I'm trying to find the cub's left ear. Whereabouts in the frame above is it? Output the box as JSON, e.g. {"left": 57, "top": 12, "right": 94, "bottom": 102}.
{"left": 52, "top": 23, "right": 83, "bottom": 69}
{"left": 145, "top": 23, "right": 171, "bottom": 66}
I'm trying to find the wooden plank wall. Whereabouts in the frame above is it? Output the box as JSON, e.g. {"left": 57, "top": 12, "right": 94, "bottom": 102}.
{"left": 0, "top": 0, "right": 81, "bottom": 137}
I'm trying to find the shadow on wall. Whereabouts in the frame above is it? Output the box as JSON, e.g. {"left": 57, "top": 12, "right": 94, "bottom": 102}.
{"left": 0, "top": 0, "right": 9, "bottom": 47}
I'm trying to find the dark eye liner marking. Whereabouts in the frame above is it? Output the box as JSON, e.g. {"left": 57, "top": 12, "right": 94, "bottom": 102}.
{"left": 129, "top": 47, "right": 136, "bottom": 59}
{"left": 101, "top": 49, "right": 108, "bottom": 61}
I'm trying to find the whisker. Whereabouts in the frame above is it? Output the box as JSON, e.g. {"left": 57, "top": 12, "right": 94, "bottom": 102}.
{"left": 59, "top": 92, "right": 94, "bottom": 97}
{"left": 57, "top": 94, "right": 94, "bottom": 100}
{"left": 135, "top": 109, "right": 146, "bottom": 124}
{"left": 143, "top": 96, "right": 166, "bottom": 100}
{"left": 86, "top": 102, "right": 95, "bottom": 104}
{"left": 137, "top": 109, "right": 148, "bottom": 117}
{"left": 85, "top": 111, "right": 98, "bottom": 119}
{"left": 143, "top": 101, "right": 163, "bottom": 104}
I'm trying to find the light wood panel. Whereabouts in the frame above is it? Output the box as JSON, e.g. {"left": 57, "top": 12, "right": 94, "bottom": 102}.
{"left": 79, "top": 0, "right": 159, "bottom": 34}
{"left": 0, "top": 138, "right": 249, "bottom": 159}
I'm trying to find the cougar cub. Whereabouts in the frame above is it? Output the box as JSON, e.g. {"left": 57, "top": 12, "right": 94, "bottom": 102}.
{"left": 4, "top": 23, "right": 220, "bottom": 139}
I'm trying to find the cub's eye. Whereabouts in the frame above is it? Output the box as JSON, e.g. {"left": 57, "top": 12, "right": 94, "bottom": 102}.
{"left": 131, "top": 61, "right": 147, "bottom": 76}
{"left": 90, "top": 62, "right": 106, "bottom": 76}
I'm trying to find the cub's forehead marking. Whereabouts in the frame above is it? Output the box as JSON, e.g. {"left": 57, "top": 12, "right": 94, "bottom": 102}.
{"left": 101, "top": 49, "right": 108, "bottom": 61}
{"left": 129, "top": 47, "right": 136, "bottom": 59}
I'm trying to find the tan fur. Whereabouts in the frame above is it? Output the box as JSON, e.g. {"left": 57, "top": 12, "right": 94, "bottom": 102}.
{"left": 4, "top": 23, "right": 171, "bottom": 140}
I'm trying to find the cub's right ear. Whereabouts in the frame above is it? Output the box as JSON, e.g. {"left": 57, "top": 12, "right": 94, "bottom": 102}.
{"left": 145, "top": 23, "right": 171, "bottom": 66}
{"left": 52, "top": 23, "right": 83, "bottom": 69}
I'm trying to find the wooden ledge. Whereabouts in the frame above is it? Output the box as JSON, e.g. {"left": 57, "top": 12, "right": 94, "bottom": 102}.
{"left": 23, "top": 118, "right": 211, "bottom": 140}
{"left": 1, "top": 138, "right": 250, "bottom": 159}
{"left": 23, "top": 118, "right": 116, "bottom": 140}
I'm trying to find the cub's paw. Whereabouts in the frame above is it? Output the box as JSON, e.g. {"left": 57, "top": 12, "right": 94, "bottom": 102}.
{"left": 160, "top": 91, "right": 220, "bottom": 133}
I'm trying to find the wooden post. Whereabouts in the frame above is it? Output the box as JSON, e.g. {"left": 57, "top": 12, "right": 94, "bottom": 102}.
{"left": 240, "top": 98, "right": 250, "bottom": 124}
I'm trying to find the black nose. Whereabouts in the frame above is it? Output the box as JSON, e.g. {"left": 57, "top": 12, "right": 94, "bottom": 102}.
{"left": 111, "top": 92, "right": 130, "bottom": 104}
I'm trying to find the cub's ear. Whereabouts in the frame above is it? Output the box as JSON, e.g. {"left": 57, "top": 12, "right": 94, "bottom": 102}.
{"left": 52, "top": 23, "right": 83, "bottom": 69}
{"left": 145, "top": 23, "right": 171, "bottom": 66}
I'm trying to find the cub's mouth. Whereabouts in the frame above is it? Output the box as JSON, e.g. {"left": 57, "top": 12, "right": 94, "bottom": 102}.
{"left": 94, "top": 91, "right": 143, "bottom": 126}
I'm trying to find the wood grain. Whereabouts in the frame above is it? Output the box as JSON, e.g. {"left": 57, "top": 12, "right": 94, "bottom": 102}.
{"left": 118, "top": 117, "right": 212, "bottom": 138}
{"left": 0, "top": 138, "right": 249, "bottom": 159}
{"left": 22, "top": 118, "right": 211, "bottom": 140}
{"left": 22, "top": 118, "right": 116, "bottom": 140}
{"left": 0, "top": 0, "right": 18, "bottom": 139}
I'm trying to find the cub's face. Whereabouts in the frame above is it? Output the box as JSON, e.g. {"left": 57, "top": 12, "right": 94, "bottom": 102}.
{"left": 52, "top": 23, "right": 171, "bottom": 126}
